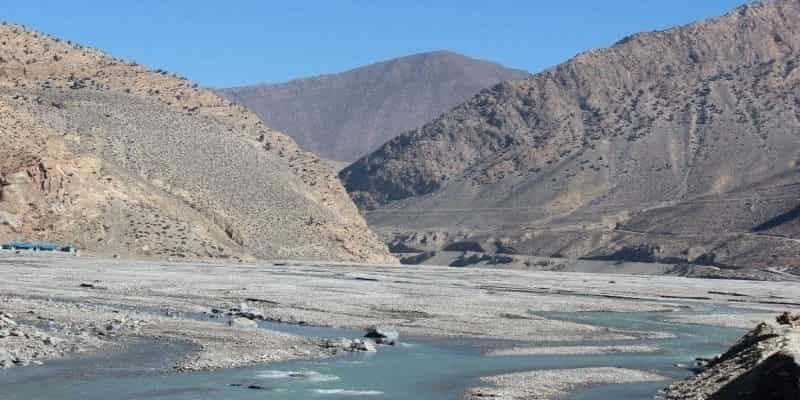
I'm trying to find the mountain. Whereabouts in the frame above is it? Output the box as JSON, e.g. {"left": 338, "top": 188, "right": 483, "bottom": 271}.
{"left": 341, "top": 0, "right": 800, "bottom": 274}
{"left": 0, "top": 22, "right": 394, "bottom": 263}
{"left": 217, "top": 51, "right": 529, "bottom": 162}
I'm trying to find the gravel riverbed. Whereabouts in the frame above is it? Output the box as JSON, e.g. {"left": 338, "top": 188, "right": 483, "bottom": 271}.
{"left": 1, "top": 253, "right": 797, "bottom": 398}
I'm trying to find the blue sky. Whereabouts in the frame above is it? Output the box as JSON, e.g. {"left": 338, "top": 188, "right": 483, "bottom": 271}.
{"left": 2, "top": 1, "right": 747, "bottom": 88}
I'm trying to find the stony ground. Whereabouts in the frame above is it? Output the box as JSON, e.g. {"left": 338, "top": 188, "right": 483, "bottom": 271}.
{"left": 0, "top": 253, "right": 798, "bottom": 397}
{"left": 463, "top": 367, "right": 669, "bottom": 400}
{"left": 486, "top": 344, "right": 660, "bottom": 357}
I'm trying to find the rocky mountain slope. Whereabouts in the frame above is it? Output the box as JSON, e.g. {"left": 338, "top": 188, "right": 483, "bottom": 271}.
{"left": 341, "top": 0, "right": 800, "bottom": 274}
{"left": 218, "top": 51, "right": 529, "bottom": 162}
{"left": 0, "top": 22, "right": 394, "bottom": 263}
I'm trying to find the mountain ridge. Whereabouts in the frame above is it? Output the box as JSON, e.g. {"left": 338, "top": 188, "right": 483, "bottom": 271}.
{"left": 340, "top": 0, "right": 800, "bottom": 273}
{"left": 0, "top": 22, "right": 395, "bottom": 263}
{"left": 218, "top": 51, "right": 529, "bottom": 162}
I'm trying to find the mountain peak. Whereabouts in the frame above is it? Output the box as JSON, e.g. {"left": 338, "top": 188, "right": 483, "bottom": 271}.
{"left": 218, "top": 52, "right": 528, "bottom": 162}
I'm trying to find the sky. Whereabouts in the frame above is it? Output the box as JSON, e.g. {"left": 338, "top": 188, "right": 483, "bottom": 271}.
{"left": 1, "top": 1, "right": 748, "bottom": 88}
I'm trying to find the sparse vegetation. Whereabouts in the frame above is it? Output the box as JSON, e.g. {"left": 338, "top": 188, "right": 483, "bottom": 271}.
{"left": 0, "top": 22, "right": 394, "bottom": 263}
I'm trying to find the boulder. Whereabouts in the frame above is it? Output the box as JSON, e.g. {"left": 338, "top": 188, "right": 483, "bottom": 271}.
{"left": 364, "top": 326, "right": 399, "bottom": 345}
{"left": 4, "top": 171, "right": 29, "bottom": 185}
{"left": 321, "top": 337, "right": 354, "bottom": 350}
{"left": 229, "top": 383, "right": 271, "bottom": 391}
{"left": 28, "top": 330, "right": 46, "bottom": 340}
{"left": 0, "top": 349, "right": 17, "bottom": 369}
{"left": 0, "top": 211, "right": 20, "bottom": 229}
{"left": 44, "top": 336, "right": 64, "bottom": 346}
{"left": 100, "top": 321, "right": 121, "bottom": 336}
{"left": 228, "top": 317, "right": 258, "bottom": 330}
{"left": 0, "top": 315, "right": 17, "bottom": 328}
{"left": 350, "top": 339, "right": 377, "bottom": 352}
{"left": 776, "top": 311, "right": 800, "bottom": 327}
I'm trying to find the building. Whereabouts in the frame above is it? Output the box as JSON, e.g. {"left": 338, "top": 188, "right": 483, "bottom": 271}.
{"left": 0, "top": 241, "right": 77, "bottom": 253}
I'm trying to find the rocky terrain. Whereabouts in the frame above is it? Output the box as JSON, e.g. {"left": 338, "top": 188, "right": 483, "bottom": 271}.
{"left": 1, "top": 253, "right": 797, "bottom": 371}
{"left": 219, "top": 51, "right": 528, "bottom": 162}
{"left": 2, "top": 253, "right": 797, "bottom": 399}
{"left": 0, "top": 310, "right": 107, "bottom": 369}
{"left": 665, "top": 312, "right": 800, "bottom": 399}
{"left": 0, "top": 22, "right": 393, "bottom": 263}
{"left": 464, "top": 367, "right": 668, "bottom": 400}
{"left": 341, "top": 0, "right": 800, "bottom": 275}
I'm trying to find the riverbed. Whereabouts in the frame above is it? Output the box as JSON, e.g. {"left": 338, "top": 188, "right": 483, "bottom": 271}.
{"left": 1, "top": 254, "right": 796, "bottom": 399}
{"left": 0, "top": 304, "right": 750, "bottom": 400}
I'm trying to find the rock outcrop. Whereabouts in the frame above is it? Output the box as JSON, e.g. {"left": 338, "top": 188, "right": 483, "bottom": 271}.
{"left": 665, "top": 312, "right": 800, "bottom": 400}
{"left": 0, "top": 22, "right": 394, "bottom": 263}
{"left": 321, "top": 337, "right": 377, "bottom": 353}
{"left": 341, "top": 0, "right": 800, "bottom": 274}
{"left": 0, "top": 310, "right": 108, "bottom": 369}
{"left": 219, "top": 51, "right": 529, "bottom": 162}
{"left": 364, "top": 326, "right": 399, "bottom": 345}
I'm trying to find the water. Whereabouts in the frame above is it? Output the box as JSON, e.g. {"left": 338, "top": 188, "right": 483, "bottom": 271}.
{"left": 0, "top": 305, "right": 750, "bottom": 400}
{"left": 569, "top": 381, "right": 671, "bottom": 400}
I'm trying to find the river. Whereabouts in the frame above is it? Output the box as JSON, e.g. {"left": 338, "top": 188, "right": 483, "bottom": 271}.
{"left": 0, "top": 304, "right": 749, "bottom": 400}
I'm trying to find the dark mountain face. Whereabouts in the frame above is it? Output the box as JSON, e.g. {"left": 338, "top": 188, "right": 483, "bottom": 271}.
{"left": 341, "top": 0, "right": 800, "bottom": 274}
{"left": 217, "top": 51, "right": 529, "bottom": 162}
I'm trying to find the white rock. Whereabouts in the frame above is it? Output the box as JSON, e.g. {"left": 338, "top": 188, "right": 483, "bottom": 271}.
{"left": 44, "top": 336, "right": 64, "bottom": 346}
{"left": 322, "top": 337, "right": 354, "bottom": 350}
{"left": 351, "top": 339, "right": 377, "bottom": 352}
{"left": 0, "top": 211, "right": 20, "bottom": 229}
{"left": 0, "top": 349, "right": 17, "bottom": 369}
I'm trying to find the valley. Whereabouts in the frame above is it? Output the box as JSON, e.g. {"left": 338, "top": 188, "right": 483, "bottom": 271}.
{"left": 2, "top": 1, "right": 800, "bottom": 398}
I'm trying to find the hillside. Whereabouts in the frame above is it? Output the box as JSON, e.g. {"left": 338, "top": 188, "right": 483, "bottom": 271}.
{"left": 218, "top": 51, "right": 529, "bottom": 162}
{"left": 341, "top": 0, "right": 800, "bottom": 274}
{"left": 0, "top": 22, "right": 395, "bottom": 263}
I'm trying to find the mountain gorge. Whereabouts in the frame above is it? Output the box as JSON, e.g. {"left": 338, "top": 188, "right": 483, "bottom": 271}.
{"left": 218, "top": 51, "right": 529, "bottom": 163}
{"left": 0, "top": 23, "right": 394, "bottom": 263}
{"left": 341, "top": 0, "right": 800, "bottom": 274}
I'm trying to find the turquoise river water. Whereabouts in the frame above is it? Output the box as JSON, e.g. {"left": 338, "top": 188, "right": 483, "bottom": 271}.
{"left": 0, "top": 304, "right": 750, "bottom": 400}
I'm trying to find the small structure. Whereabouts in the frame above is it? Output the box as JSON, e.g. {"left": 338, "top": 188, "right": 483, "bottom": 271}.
{"left": 0, "top": 241, "right": 77, "bottom": 254}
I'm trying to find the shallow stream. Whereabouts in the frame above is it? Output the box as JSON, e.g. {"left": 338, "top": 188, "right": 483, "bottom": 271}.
{"left": 0, "top": 304, "right": 750, "bottom": 400}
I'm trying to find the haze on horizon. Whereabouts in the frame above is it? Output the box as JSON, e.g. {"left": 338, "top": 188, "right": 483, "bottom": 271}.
{"left": 2, "top": 0, "right": 746, "bottom": 87}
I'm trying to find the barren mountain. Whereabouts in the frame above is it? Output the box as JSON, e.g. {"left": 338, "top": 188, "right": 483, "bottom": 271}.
{"left": 341, "top": 0, "right": 800, "bottom": 274}
{"left": 218, "top": 51, "right": 529, "bottom": 162}
{"left": 0, "top": 23, "right": 394, "bottom": 263}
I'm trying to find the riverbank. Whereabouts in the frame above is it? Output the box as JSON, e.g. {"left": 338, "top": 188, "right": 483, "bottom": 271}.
{"left": 464, "top": 367, "right": 669, "bottom": 399}
{"left": 1, "top": 253, "right": 798, "bottom": 398}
